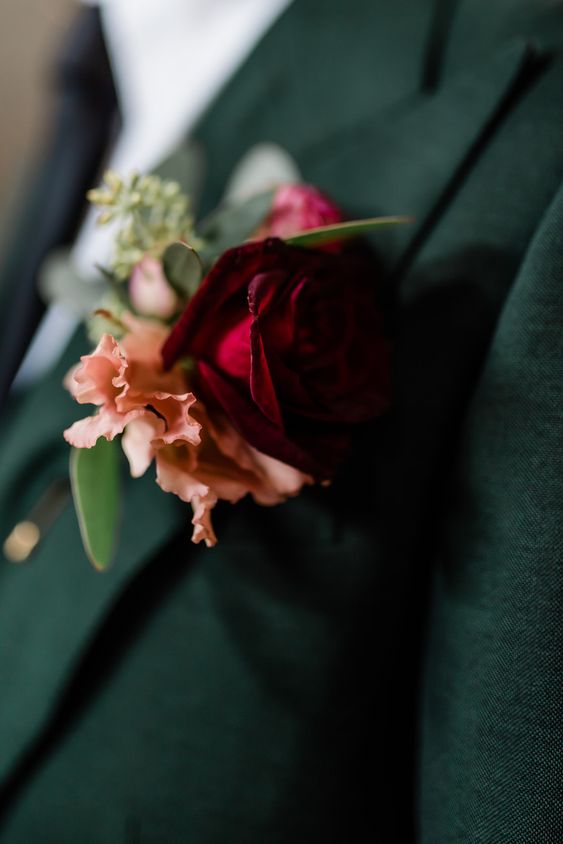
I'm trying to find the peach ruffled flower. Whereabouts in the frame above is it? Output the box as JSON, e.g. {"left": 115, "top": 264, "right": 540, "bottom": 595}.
{"left": 144, "top": 404, "right": 313, "bottom": 546}
{"left": 64, "top": 313, "right": 312, "bottom": 546}
{"left": 64, "top": 314, "right": 199, "bottom": 451}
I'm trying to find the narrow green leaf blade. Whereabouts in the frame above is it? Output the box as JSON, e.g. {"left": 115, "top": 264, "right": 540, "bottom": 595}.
{"left": 284, "top": 215, "right": 414, "bottom": 247}
{"left": 69, "top": 439, "right": 120, "bottom": 571}
{"left": 162, "top": 241, "right": 203, "bottom": 297}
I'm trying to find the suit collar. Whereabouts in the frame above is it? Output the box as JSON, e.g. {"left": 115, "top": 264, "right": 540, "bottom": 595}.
{"left": 298, "top": 38, "right": 546, "bottom": 278}
{"left": 190, "top": 0, "right": 440, "bottom": 215}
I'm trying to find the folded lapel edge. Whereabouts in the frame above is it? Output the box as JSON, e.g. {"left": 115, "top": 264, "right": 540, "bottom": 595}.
{"left": 395, "top": 37, "right": 549, "bottom": 282}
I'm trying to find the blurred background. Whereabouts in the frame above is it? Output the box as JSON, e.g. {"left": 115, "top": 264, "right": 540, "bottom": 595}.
{"left": 0, "top": 0, "right": 77, "bottom": 258}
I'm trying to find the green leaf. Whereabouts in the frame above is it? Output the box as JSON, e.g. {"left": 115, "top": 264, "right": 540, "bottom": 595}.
{"left": 284, "top": 215, "right": 414, "bottom": 247}
{"left": 223, "top": 143, "right": 301, "bottom": 201}
{"left": 38, "top": 249, "right": 108, "bottom": 316}
{"left": 69, "top": 439, "right": 121, "bottom": 571}
{"left": 162, "top": 241, "right": 203, "bottom": 298}
{"left": 197, "top": 189, "right": 275, "bottom": 267}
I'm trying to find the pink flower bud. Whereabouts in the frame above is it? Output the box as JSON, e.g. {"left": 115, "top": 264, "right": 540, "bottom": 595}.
{"left": 129, "top": 256, "right": 179, "bottom": 319}
{"left": 259, "top": 183, "right": 343, "bottom": 240}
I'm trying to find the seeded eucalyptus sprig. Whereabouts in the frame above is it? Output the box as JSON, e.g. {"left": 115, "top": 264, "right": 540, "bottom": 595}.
{"left": 87, "top": 171, "right": 202, "bottom": 280}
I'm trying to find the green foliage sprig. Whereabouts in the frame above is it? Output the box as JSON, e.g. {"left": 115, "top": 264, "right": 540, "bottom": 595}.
{"left": 87, "top": 171, "right": 202, "bottom": 280}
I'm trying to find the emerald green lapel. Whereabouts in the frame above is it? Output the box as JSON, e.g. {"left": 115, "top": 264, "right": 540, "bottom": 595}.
{"left": 0, "top": 334, "right": 186, "bottom": 784}
{"left": 301, "top": 39, "right": 542, "bottom": 270}
{"left": 418, "top": 173, "right": 563, "bottom": 844}
{"left": 301, "top": 35, "right": 560, "bottom": 581}
{"left": 191, "top": 0, "right": 438, "bottom": 216}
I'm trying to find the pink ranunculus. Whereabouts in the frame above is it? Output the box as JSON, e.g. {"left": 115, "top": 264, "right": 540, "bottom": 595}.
{"left": 255, "top": 183, "right": 343, "bottom": 241}
{"left": 128, "top": 255, "right": 180, "bottom": 319}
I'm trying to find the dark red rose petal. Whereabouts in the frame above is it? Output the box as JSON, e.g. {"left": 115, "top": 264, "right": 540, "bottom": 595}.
{"left": 162, "top": 237, "right": 390, "bottom": 479}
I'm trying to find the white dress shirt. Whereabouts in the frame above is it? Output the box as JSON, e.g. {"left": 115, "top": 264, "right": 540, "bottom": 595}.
{"left": 16, "top": 0, "right": 291, "bottom": 386}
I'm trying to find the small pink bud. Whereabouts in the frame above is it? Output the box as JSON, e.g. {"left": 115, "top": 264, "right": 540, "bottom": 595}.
{"left": 260, "top": 183, "right": 343, "bottom": 240}
{"left": 129, "top": 256, "right": 179, "bottom": 319}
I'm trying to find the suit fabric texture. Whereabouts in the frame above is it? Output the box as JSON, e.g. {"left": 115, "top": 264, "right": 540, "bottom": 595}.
{"left": 0, "top": 1, "right": 561, "bottom": 841}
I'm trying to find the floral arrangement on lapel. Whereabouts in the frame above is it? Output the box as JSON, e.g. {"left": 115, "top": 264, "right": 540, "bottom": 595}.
{"left": 63, "top": 170, "right": 409, "bottom": 567}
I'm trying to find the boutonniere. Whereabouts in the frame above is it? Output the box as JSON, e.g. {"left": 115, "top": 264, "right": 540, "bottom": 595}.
{"left": 63, "top": 171, "right": 409, "bottom": 568}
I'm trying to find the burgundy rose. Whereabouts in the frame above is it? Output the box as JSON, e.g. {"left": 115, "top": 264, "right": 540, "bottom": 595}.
{"left": 162, "top": 238, "right": 390, "bottom": 479}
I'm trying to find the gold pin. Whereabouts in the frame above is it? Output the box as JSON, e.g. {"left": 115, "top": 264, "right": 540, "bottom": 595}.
{"left": 3, "top": 478, "right": 71, "bottom": 564}
{"left": 3, "top": 521, "right": 41, "bottom": 563}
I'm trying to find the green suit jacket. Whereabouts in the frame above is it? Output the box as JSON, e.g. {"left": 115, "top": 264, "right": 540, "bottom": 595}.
{"left": 0, "top": 1, "right": 561, "bottom": 841}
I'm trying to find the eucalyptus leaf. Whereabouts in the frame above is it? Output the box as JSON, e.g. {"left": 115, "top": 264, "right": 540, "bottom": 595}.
{"left": 197, "top": 189, "right": 275, "bottom": 267}
{"left": 70, "top": 438, "right": 121, "bottom": 571}
{"left": 39, "top": 249, "right": 107, "bottom": 316}
{"left": 162, "top": 242, "right": 203, "bottom": 297}
{"left": 285, "top": 215, "right": 414, "bottom": 248}
{"left": 223, "top": 143, "right": 301, "bottom": 202}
